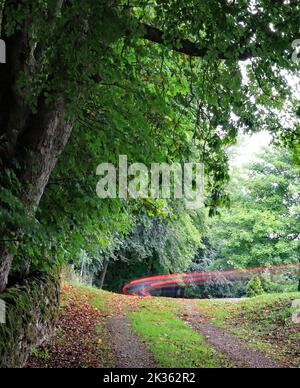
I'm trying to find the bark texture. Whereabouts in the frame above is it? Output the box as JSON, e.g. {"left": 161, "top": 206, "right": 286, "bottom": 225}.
{"left": 0, "top": 20, "right": 74, "bottom": 291}
{"left": 0, "top": 247, "right": 14, "bottom": 294}
{"left": 0, "top": 2, "right": 75, "bottom": 292}
{"left": 0, "top": 99, "right": 73, "bottom": 291}
{"left": 17, "top": 98, "right": 73, "bottom": 206}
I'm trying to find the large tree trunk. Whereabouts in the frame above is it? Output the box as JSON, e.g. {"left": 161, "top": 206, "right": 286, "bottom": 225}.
{"left": 0, "top": 3, "right": 74, "bottom": 294}
{"left": 17, "top": 98, "right": 73, "bottom": 206}
{"left": 0, "top": 247, "right": 14, "bottom": 292}
{"left": 0, "top": 21, "right": 29, "bottom": 291}
{"left": 0, "top": 31, "right": 32, "bottom": 157}
{"left": 0, "top": 98, "right": 73, "bottom": 291}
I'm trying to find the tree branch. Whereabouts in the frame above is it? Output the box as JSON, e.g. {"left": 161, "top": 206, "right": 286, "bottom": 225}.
{"left": 142, "top": 23, "right": 253, "bottom": 61}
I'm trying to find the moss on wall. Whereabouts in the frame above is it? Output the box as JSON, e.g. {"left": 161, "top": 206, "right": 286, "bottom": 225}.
{"left": 0, "top": 273, "right": 59, "bottom": 368}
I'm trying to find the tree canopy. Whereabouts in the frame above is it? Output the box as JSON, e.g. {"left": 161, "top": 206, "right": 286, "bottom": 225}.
{"left": 208, "top": 147, "right": 300, "bottom": 270}
{"left": 0, "top": 0, "right": 299, "bottom": 291}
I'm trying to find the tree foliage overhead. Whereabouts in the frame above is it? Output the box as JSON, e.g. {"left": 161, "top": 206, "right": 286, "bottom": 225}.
{"left": 0, "top": 0, "right": 300, "bottom": 290}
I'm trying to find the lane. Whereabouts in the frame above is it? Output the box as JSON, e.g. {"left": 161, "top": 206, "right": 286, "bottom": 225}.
{"left": 122, "top": 263, "right": 300, "bottom": 297}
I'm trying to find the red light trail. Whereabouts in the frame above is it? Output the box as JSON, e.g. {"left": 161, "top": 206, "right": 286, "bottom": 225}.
{"left": 122, "top": 264, "right": 300, "bottom": 297}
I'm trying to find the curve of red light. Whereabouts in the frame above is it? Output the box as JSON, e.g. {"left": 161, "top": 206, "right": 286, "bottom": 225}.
{"left": 122, "top": 263, "right": 300, "bottom": 297}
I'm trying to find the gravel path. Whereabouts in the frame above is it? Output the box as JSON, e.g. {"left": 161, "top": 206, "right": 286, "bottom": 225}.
{"left": 181, "top": 300, "right": 284, "bottom": 369}
{"left": 108, "top": 314, "right": 156, "bottom": 368}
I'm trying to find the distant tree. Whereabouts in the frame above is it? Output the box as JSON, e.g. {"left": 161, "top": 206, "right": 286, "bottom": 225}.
{"left": 103, "top": 209, "right": 205, "bottom": 292}
{"left": 208, "top": 147, "right": 300, "bottom": 291}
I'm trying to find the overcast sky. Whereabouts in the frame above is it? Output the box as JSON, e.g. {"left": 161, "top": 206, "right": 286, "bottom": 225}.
{"left": 230, "top": 131, "right": 272, "bottom": 168}
{"left": 229, "top": 58, "right": 300, "bottom": 168}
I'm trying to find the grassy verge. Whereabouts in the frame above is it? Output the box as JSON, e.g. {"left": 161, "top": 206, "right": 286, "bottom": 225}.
{"left": 197, "top": 292, "right": 300, "bottom": 367}
{"left": 128, "top": 298, "right": 232, "bottom": 368}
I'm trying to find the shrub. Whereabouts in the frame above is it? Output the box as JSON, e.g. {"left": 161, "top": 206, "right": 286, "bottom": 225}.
{"left": 246, "top": 276, "right": 264, "bottom": 298}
